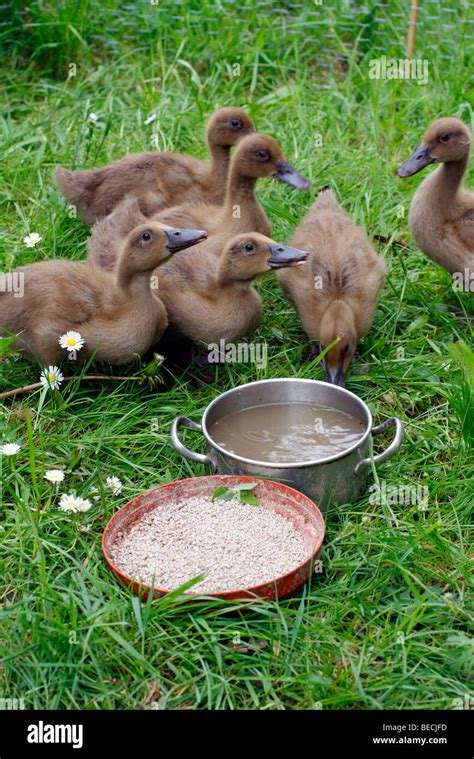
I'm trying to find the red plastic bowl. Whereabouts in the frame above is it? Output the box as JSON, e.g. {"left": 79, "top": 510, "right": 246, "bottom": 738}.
{"left": 102, "top": 475, "right": 325, "bottom": 602}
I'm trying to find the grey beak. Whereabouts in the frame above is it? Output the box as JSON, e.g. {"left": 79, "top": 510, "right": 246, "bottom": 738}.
{"left": 267, "top": 243, "right": 308, "bottom": 269}
{"left": 324, "top": 366, "right": 346, "bottom": 387}
{"left": 397, "top": 145, "right": 436, "bottom": 178}
{"left": 274, "top": 161, "right": 311, "bottom": 190}
{"left": 165, "top": 228, "right": 207, "bottom": 252}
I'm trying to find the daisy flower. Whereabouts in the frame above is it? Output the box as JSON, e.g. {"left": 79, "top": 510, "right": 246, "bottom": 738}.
{"left": 23, "top": 232, "right": 42, "bottom": 248}
{"left": 88, "top": 112, "right": 98, "bottom": 123}
{"left": 59, "top": 331, "right": 84, "bottom": 353}
{"left": 59, "top": 493, "right": 80, "bottom": 512}
{"left": 1, "top": 442, "right": 21, "bottom": 456}
{"left": 76, "top": 498, "right": 92, "bottom": 513}
{"left": 40, "top": 365, "right": 64, "bottom": 390}
{"left": 44, "top": 469, "right": 65, "bottom": 484}
{"left": 106, "top": 475, "right": 122, "bottom": 495}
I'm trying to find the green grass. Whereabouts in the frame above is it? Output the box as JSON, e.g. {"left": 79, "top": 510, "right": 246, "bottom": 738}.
{"left": 0, "top": 0, "right": 473, "bottom": 710}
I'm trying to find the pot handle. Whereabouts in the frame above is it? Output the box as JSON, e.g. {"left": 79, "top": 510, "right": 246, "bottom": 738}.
{"left": 354, "top": 417, "right": 404, "bottom": 474}
{"left": 170, "top": 416, "right": 212, "bottom": 466}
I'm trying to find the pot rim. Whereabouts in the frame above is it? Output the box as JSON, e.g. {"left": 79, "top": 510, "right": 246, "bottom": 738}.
{"left": 201, "top": 378, "right": 373, "bottom": 469}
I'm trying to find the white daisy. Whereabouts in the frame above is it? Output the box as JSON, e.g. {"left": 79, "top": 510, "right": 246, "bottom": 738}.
{"left": 1, "top": 442, "right": 21, "bottom": 456}
{"left": 40, "top": 365, "right": 64, "bottom": 390}
{"left": 145, "top": 113, "right": 156, "bottom": 125}
{"left": 23, "top": 232, "right": 42, "bottom": 248}
{"left": 44, "top": 469, "right": 65, "bottom": 483}
{"left": 88, "top": 112, "right": 98, "bottom": 122}
{"left": 106, "top": 475, "right": 122, "bottom": 495}
{"left": 59, "top": 493, "right": 80, "bottom": 512}
{"left": 58, "top": 331, "right": 84, "bottom": 353}
{"left": 76, "top": 498, "right": 92, "bottom": 513}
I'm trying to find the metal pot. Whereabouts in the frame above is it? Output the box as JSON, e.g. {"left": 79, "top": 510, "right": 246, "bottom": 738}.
{"left": 170, "top": 379, "right": 403, "bottom": 510}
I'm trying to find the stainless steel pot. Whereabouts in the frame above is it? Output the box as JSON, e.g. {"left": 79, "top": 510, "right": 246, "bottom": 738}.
{"left": 170, "top": 379, "right": 403, "bottom": 510}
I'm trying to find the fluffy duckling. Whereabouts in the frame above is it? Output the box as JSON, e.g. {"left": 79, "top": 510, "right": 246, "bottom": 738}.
{"left": 86, "top": 195, "right": 155, "bottom": 271}
{"left": 151, "top": 133, "right": 311, "bottom": 241}
{"left": 53, "top": 107, "right": 256, "bottom": 225}
{"left": 88, "top": 134, "right": 311, "bottom": 271}
{"left": 154, "top": 233, "right": 308, "bottom": 346}
{"left": 0, "top": 224, "right": 206, "bottom": 365}
{"left": 277, "top": 190, "right": 387, "bottom": 386}
{"left": 397, "top": 117, "right": 473, "bottom": 275}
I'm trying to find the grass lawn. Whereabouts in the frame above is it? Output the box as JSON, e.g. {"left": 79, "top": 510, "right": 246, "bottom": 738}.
{"left": 0, "top": 0, "right": 472, "bottom": 710}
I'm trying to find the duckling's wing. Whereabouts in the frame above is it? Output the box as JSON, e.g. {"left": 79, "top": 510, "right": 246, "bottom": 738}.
{"left": 450, "top": 208, "right": 474, "bottom": 250}
{"left": 48, "top": 270, "right": 105, "bottom": 326}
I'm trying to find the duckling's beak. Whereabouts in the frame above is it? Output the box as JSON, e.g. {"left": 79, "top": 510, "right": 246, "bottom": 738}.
{"left": 396, "top": 145, "right": 436, "bottom": 178}
{"left": 165, "top": 228, "right": 207, "bottom": 252}
{"left": 273, "top": 161, "right": 311, "bottom": 190}
{"left": 324, "top": 366, "right": 346, "bottom": 387}
{"left": 267, "top": 243, "right": 308, "bottom": 269}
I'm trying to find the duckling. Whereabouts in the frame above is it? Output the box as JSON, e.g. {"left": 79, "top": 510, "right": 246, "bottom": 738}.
{"left": 153, "top": 233, "right": 308, "bottom": 346}
{"left": 0, "top": 224, "right": 206, "bottom": 365}
{"left": 86, "top": 194, "right": 155, "bottom": 271}
{"left": 151, "top": 133, "right": 311, "bottom": 241}
{"left": 53, "top": 107, "right": 256, "bottom": 225}
{"left": 277, "top": 190, "right": 387, "bottom": 386}
{"left": 397, "top": 117, "right": 473, "bottom": 275}
{"left": 88, "top": 133, "right": 311, "bottom": 271}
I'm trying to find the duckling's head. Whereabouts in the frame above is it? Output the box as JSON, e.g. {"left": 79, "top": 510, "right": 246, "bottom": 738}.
{"left": 122, "top": 223, "right": 207, "bottom": 273}
{"left": 397, "top": 117, "right": 471, "bottom": 178}
{"left": 206, "top": 108, "right": 256, "bottom": 147}
{"left": 320, "top": 301, "right": 357, "bottom": 387}
{"left": 231, "top": 133, "right": 311, "bottom": 189}
{"left": 219, "top": 233, "right": 308, "bottom": 282}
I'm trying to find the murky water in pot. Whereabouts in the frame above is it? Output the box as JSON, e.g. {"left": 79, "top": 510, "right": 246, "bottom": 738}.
{"left": 209, "top": 402, "right": 365, "bottom": 463}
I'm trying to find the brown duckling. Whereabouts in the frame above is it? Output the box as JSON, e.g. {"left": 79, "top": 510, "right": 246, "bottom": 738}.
{"left": 86, "top": 195, "right": 157, "bottom": 271}
{"left": 88, "top": 134, "right": 311, "bottom": 271}
{"left": 53, "top": 107, "right": 256, "bottom": 225}
{"left": 277, "top": 190, "right": 387, "bottom": 386}
{"left": 397, "top": 117, "right": 473, "bottom": 276}
{"left": 151, "top": 133, "right": 311, "bottom": 242}
{"left": 0, "top": 224, "right": 206, "bottom": 365}
{"left": 154, "top": 232, "right": 308, "bottom": 346}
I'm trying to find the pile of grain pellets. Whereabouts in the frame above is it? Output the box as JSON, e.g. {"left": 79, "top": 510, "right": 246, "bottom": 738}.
{"left": 110, "top": 495, "right": 311, "bottom": 593}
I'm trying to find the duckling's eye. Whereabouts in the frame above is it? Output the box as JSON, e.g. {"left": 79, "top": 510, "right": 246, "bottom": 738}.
{"left": 255, "top": 149, "right": 269, "bottom": 162}
{"left": 439, "top": 133, "right": 451, "bottom": 143}
{"left": 244, "top": 243, "right": 255, "bottom": 252}
{"left": 342, "top": 344, "right": 349, "bottom": 355}
{"left": 230, "top": 119, "right": 242, "bottom": 129}
{"left": 139, "top": 231, "right": 153, "bottom": 244}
